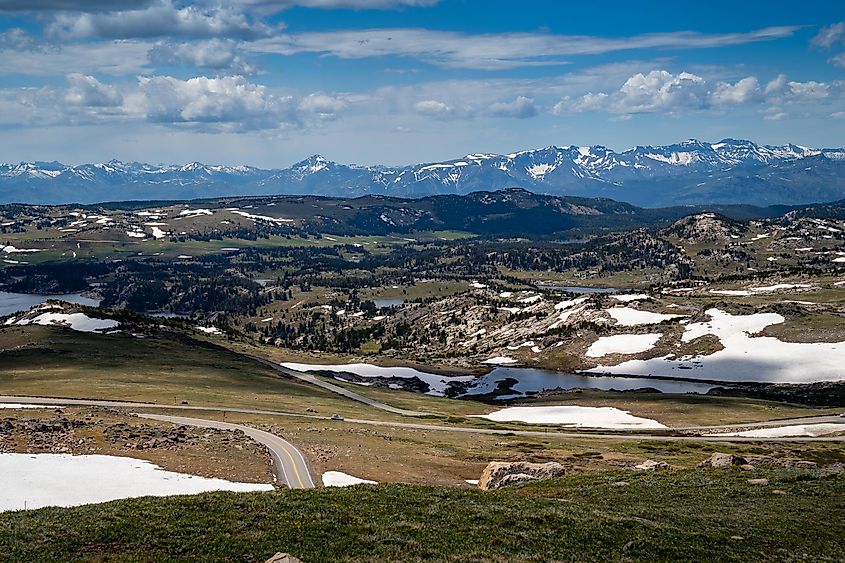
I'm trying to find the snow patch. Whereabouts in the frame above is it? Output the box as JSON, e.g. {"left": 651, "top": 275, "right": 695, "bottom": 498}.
{"left": 280, "top": 362, "right": 473, "bottom": 396}
{"left": 709, "top": 423, "right": 845, "bottom": 438}
{"left": 16, "top": 313, "right": 118, "bottom": 333}
{"left": 482, "top": 356, "right": 518, "bottom": 365}
{"left": 587, "top": 308, "right": 845, "bottom": 384}
{"left": 586, "top": 333, "right": 662, "bottom": 358}
{"left": 606, "top": 307, "right": 685, "bottom": 326}
{"left": 473, "top": 405, "right": 666, "bottom": 429}
{"left": 321, "top": 471, "right": 377, "bottom": 487}
{"left": 0, "top": 453, "right": 273, "bottom": 512}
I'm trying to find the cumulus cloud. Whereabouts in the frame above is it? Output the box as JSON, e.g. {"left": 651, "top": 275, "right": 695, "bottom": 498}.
{"left": 562, "top": 70, "right": 710, "bottom": 115}
{"left": 148, "top": 39, "right": 256, "bottom": 73}
{"left": 298, "top": 93, "right": 348, "bottom": 119}
{"left": 764, "top": 74, "right": 788, "bottom": 96}
{"left": 133, "top": 75, "right": 296, "bottom": 129}
{"left": 811, "top": 21, "right": 845, "bottom": 49}
{"left": 0, "top": 73, "right": 308, "bottom": 131}
{"left": 46, "top": 1, "right": 270, "bottom": 40}
{"left": 0, "top": 0, "right": 153, "bottom": 11}
{"left": 487, "top": 95, "right": 537, "bottom": 118}
{"left": 413, "top": 99, "right": 453, "bottom": 118}
{"left": 251, "top": 26, "right": 799, "bottom": 70}
{"left": 556, "top": 70, "right": 843, "bottom": 117}
{"left": 64, "top": 73, "right": 122, "bottom": 107}
{"left": 711, "top": 76, "right": 762, "bottom": 105}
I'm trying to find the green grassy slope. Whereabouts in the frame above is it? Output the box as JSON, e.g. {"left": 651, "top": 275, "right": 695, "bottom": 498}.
{"left": 1, "top": 468, "right": 843, "bottom": 562}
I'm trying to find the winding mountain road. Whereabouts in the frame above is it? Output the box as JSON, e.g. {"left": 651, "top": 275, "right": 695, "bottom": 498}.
{"left": 2, "top": 396, "right": 843, "bottom": 443}
{"left": 137, "top": 413, "right": 315, "bottom": 489}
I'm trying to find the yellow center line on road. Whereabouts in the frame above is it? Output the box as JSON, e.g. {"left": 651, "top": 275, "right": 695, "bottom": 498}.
{"left": 261, "top": 432, "right": 307, "bottom": 488}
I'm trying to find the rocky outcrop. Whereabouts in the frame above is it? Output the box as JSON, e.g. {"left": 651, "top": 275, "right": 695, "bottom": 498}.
{"left": 265, "top": 553, "right": 304, "bottom": 563}
{"left": 663, "top": 213, "right": 743, "bottom": 243}
{"left": 634, "top": 460, "right": 672, "bottom": 471}
{"left": 478, "top": 461, "right": 565, "bottom": 491}
{"left": 698, "top": 452, "right": 748, "bottom": 468}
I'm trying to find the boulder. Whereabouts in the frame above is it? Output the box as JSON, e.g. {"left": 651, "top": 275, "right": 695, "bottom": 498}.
{"left": 747, "top": 478, "right": 769, "bottom": 486}
{"left": 479, "top": 461, "right": 565, "bottom": 491}
{"left": 634, "top": 460, "right": 671, "bottom": 471}
{"left": 698, "top": 452, "right": 747, "bottom": 468}
{"left": 265, "top": 553, "right": 304, "bottom": 563}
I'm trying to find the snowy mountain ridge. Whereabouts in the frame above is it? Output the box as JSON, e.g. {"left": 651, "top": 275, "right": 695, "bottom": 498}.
{"left": 3, "top": 139, "right": 845, "bottom": 207}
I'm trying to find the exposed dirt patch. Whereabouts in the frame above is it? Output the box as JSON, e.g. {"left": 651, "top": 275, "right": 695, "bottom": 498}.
{"left": 0, "top": 407, "right": 274, "bottom": 485}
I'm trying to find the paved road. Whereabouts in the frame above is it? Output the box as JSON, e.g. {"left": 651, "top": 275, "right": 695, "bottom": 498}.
{"left": 250, "top": 356, "right": 433, "bottom": 417}
{"left": 2, "top": 395, "right": 843, "bottom": 443}
{"left": 138, "top": 413, "right": 315, "bottom": 489}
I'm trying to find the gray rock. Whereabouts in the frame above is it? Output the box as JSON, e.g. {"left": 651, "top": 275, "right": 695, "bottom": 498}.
{"left": 479, "top": 461, "right": 565, "bottom": 491}
{"left": 265, "top": 553, "right": 304, "bottom": 563}
{"left": 634, "top": 460, "right": 671, "bottom": 471}
{"left": 698, "top": 452, "right": 747, "bottom": 468}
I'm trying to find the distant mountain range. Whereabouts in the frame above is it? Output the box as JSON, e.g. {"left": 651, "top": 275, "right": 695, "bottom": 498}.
{"left": 3, "top": 139, "right": 845, "bottom": 207}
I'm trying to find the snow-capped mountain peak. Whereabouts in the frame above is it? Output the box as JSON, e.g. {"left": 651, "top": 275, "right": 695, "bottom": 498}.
{"left": 2, "top": 139, "right": 844, "bottom": 207}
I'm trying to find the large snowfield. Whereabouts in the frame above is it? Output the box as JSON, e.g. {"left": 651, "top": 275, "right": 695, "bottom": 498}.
{"left": 472, "top": 405, "right": 667, "bottom": 429}
{"left": 13, "top": 312, "right": 118, "bottom": 333}
{"left": 587, "top": 308, "right": 845, "bottom": 383}
{"left": 281, "top": 362, "right": 474, "bottom": 396}
{"left": 0, "top": 453, "right": 274, "bottom": 512}
{"left": 586, "top": 333, "right": 663, "bottom": 357}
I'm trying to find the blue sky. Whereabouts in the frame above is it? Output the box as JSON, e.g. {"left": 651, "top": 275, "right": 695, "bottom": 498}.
{"left": 0, "top": 0, "right": 843, "bottom": 167}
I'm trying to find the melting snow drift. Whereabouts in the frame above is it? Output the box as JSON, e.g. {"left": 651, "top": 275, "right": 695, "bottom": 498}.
{"left": 586, "top": 333, "right": 662, "bottom": 357}
{"left": 281, "top": 362, "right": 473, "bottom": 396}
{"left": 0, "top": 453, "right": 273, "bottom": 512}
{"left": 15, "top": 312, "right": 118, "bottom": 333}
{"left": 588, "top": 308, "right": 845, "bottom": 383}
{"left": 473, "top": 405, "right": 666, "bottom": 429}
{"left": 708, "top": 423, "right": 845, "bottom": 438}
{"left": 606, "top": 307, "right": 685, "bottom": 326}
{"left": 322, "top": 471, "right": 377, "bottom": 487}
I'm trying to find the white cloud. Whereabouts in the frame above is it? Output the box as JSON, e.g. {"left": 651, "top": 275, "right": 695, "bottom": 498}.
{"left": 564, "top": 70, "right": 710, "bottom": 115}
{"left": 250, "top": 26, "right": 799, "bottom": 70}
{"left": 764, "top": 74, "right": 788, "bottom": 96}
{"left": 558, "top": 70, "right": 844, "bottom": 118}
{"left": 711, "top": 76, "right": 762, "bottom": 105}
{"left": 786, "top": 80, "right": 830, "bottom": 100}
{"left": 0, "top": 40, "right": 151, "bottom": 76}
{"left": 0, "top": 28, "right": 41, "bottom": 50}
{"left": 148, "top": 39, "right": 256, "bottom": 73}
{"left": 64, "top": 73, "right": 122, "bottom": 107}
{"left": 487, "top": 95, "right": 537, "bottom": 118}
{"left": 134, "top": 75, "right": 296, "bottom": 129}
{"left": 811, "top": 21, "right": 845, "bottom": 49}
{"left": 46, "top": 1, "right": 270, "bottom": 40}
{"left": 0, "top": 0, "right": 152, "bottom": 10}
{"left": 298, "top": 93, "right": 348, "bottom": 119}
{"left": 413, "top": 99, "right": 453, "bottom": 118}
{"left": 763, "top": 110, "right": 787, "bottom": 121}
{"left": 831, "top": 53, "right": 845, "bottom": 68}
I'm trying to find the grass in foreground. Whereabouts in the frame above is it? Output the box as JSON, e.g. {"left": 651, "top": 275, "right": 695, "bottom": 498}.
{"left": 1, "top": 468, "right": 842, "bottom": 562}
